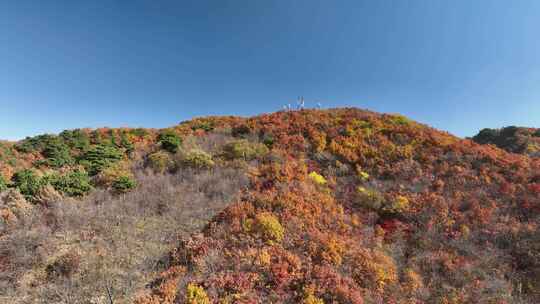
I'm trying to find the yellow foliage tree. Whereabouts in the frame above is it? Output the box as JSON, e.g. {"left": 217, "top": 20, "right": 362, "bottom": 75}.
{"left": 308, "top": 171, "right": 327, "bottom": 185}
{"left": 186, "top": 283, "right": 210, "bottom": 304}
{"left": 255, "top": 213, "right": 285, "bottom": 243}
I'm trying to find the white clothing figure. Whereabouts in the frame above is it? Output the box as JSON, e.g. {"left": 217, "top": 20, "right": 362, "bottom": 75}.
{"left": 297, "top": 96, "right": 305, "bottom": 110}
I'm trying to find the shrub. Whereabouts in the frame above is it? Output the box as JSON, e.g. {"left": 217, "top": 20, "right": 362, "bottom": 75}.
{"left": 148, "top": 151, "right": 174, "bottom": 173}
{"left": 381, "top": 195, "right": 410, "bottom": 215}
{"left": 512, "top": 230, "right": 540, "bottom": 298}
{"left": 186, "top": 283, "right": 210, "bottom": 304}
{"left": 11, "top": 169, "right": 44, "bottom": 200}
{"left": 49, "top": 170, "right": 92, "bottom": 197}
{"left": 459, "top": 224, "right": 471, "bottom": 239}
{"left": 303, "top": 294, "right": 324, "bottom": 304}
{"left": 60, "top": 129, "right": 90, "bottom": 150}
{"left": 120, "top": 131, "right": 135, "bottom": 154}
{"left": 352, "top": 249, "right": 398, "bottom": 292}
{"left": 78, "top": 144, "right": 124, "bottom": 175}
{"left": 525, "top": 143, "right": 540, "bottom": 154}
{"left": 473, "top": 128, "right": 500, "bottom": 144}
{"left": 500, "top": 125, "right": 519, "bottom": 137}
{"left": 191, "top": 119, "right": 214, "bottom": 132}
{"left": 389, "top": 114, "right": 411, "bottom": 126}
{"left": 356, "top": 166, "right": 370, "bottom": 181}
{"left": 15, "top": 134, "right": 74, "bottom": 168}
{"left": 1, "top": 188, "right": 32, "bottom": 218}
{"left": 255, "top": 213, "right": 285, "bottom": 243}
{"left": 15, "top": 134, "right": 57, "bottom": 153}
{"left": 158, "top": 130, "right": 182, "bottom": 153}
{"left": 223, "top": 140, "right": 268, "bottom": 160}
{"left": 257, "top": 249, "right": 272, "bottom": 266}
{"left": 303, "top": 287, "right": 324, "bottom": 304}
{"left": 130, "top": 128, "right": 149, "bottom": 137}
{"left": 109, "top": 129, "right": 119, "bottom": 147}
{"left": 46, "top": 251, "right": 81, "bottom": 279}
{"left": 34, "top": 184, "right": 63, "bottom": 205}
{"left": 112, "top": 176, "right": 137, "bottom": 193}
{"left": 42, "top": 138, "right": 73, "bottom": 168}
{"left": 0, "top": 175, "right": 7, "bottom": 192}
{"left": 356, "top": 188, "right": 409, "bottom": 215}
{"left": 262, "top": 134, "right": 275, "bottom": 148}
{"left": 320, "top": 237, "right": 345, "bottom": 266}
{"left": 356, "top": 186, "right": 385, "bottom": 210}
{"left": 94, "top": 160, "right": 133, "bottom": 187}
{"left": 90, "top": 129, "right": 105, "bottom": 144}
{"left": 96, "top": 160, "right": 132, "bottom": 187}
{"left": 308, "top": 171, "right": 327, "bottom": 185}
{"left": 359, "top": 171, "right": 369, "bottom": 180}
{"left": 232, "top": 124, "right": 251, "bottom": 137}
{"left": 310, "top": 131, "right": 327, "bottom": 152}
{"left": 402, "top": 268, "right": 424, "bottom": 294}
{"left": 182, "top": 149, "right": 215, "bottom": 169}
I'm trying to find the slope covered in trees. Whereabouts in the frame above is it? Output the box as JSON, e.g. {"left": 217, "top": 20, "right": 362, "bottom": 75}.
{"left": 1, "top": 108, "right": 539, "bottom": 304}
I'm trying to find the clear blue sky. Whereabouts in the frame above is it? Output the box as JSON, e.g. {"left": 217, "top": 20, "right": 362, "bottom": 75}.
{"left": 1, "top": 1, "right": 539, "bottom": 140}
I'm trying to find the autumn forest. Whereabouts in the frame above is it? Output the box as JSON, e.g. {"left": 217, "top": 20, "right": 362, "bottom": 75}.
{"left": 1, "top": 108, "right": 539, "bottom": 304}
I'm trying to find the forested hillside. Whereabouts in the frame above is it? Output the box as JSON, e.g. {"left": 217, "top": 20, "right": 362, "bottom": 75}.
{"left": 1, "top": 108, "right": 539, "bottom": 304}
{"left": 472, "top": 126, "right": 540, "bottom": 157}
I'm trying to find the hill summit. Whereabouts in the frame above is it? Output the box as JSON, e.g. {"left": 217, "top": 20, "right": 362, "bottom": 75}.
{"left": 1, "top": 108, "right": 539, "bottom": 304}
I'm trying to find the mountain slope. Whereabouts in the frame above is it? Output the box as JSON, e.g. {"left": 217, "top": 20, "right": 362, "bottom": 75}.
{"left": 133, "top": 109, "right": 540, "bottom": 304}
{"left": 1, "top": 108, "right": 539, "bottom": 304}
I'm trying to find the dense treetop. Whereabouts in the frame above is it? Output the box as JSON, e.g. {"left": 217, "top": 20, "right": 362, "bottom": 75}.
{"left": 473, "top": 126, "right": 540, "bottom": 157}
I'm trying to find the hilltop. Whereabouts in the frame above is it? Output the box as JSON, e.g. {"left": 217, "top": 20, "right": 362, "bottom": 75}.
{"left": 1, "top": 108, "right": 539, "bottom": 304}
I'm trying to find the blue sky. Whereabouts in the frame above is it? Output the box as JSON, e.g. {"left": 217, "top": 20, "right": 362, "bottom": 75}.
{"left": 1, "top": 1, "right": 539, "bottom": 140}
